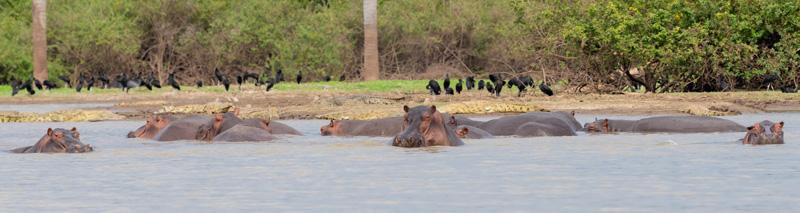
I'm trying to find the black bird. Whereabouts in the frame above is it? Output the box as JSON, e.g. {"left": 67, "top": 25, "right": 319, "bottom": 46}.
{"left": 34, "top": 79, "right": 43, "bottom": 90}
{"left": 237, "top": 75, "right": 243, "bottom": 92}
{"left": 443, "top": 74, "right": 450, "bottom": 89}
{"left": 781, "top": 85, "right": 798, "bottom": 93}
{"left": 716, "top": 75, "right": 730, "bottom": 92}
{"left": 23, "top": 78, "right": 35, "bottom": 96}
{"left": 243, "top": 70, "right": 260, "bottom": 83}
{"left": 339, "top": 74, "right": 346, "bottom": 82}
{"left": 445, "top": 87, "right": 454, "bottom": 95}
{"left": 539, "top": 82, "right": 554, "bottom": 96}
{"left": 58, "top": 75, "right": 71, "bottom": 88}
{"left": 169, "top": 71, "right": 181, "bottom": 91}
{"left": 146, "top": 72, "right": 160, "bottom": 89}
{"left": 140, "top": 77, "right": 153, "bottom": 91}
{"left": 276, "top": 69, "right": 285, "bottom": 82}
{"left": 296, "top": 70, "right": 303, "bottom": 84}
{"left": 762, "top": 73, "right": 779, "bottom": 91}
{"left": 86, "top": 75, "right": 95, "bottom": 91}
{"left": 223, "top": 76, "right": 231, "bottom": 91}
{"left": 323, "top": 75, "right": 331, "bottom": 82}
{"left": 10, "top": 77, "right": 21, "bottom": 96}
{"left": 486, "top": 82, "right": 494, "bottom": 95}
{"left": 97, "top": 74, "right": 110, "bottom": 89}
{"left": 520, "top": 75, "right": 534, "bottom": 88}
{"left": 493, "top": 78, "right": 505, "bottom": 97}
{"left": 478, "top": 80, "right": 485, "bottom": 90}
{"left": 266, "top": 78, "right": 276, "bottom": 92}
{"left": 254, "top": 78, "right": 265, "bottom": 87}
{"left": 455, "top": 79, "right": 463, "bottom": 94}
{"left": 196, "top": 80, "right": 203, "bottom": 88}
{"left": 488, "top": 74, "right": 499, "bottom": 84}
{"left": 124, "top": 74, "right": 143, "bottom": 93}
{"left": 114, "top": 74, "right": 128, "bottom": 89}
{"left": 42, "top": 80, "right": 57, "bottom": 91}
{"left": 426, "top": 80, "right": 442, "bottom": 95}
{"left": 214, "top": 68, "right": 224, "bottom": 86}
{"left": 465, "top": 76, "right": 475, "bottom": 90}
{"left": 76, "top": 75, "right": 85, "bottom": 92}
{"left": 507, "top": 77, "right": 527, "bottom": 97}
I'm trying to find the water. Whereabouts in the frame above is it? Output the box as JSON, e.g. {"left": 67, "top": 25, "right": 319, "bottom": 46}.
{"left": 1, "top": 113, "right": 799, "bottom": 212}
{"left": 0, "top": 103, "right": 116, "bottom": 113}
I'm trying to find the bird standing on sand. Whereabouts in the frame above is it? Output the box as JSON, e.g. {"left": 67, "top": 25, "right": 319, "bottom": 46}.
{"left": 214, "top": 68, "right": 223, "bottom": 86}
{"left": 76, "top": 75, "right": 84, "bottom": 92}
{"left": 266, "top": 78, "right": 276, "bottom": 92}
{"left": 196, "top": 80, "right": 203, "bottom": 88}
{"left": 98, "top": 74, "right": 110, "bottom": 89}
{"left": 426, "top": 80, "right": 442, "bottom": 95}
{"left": 539, "top": 82, "right": 554, "bottom": 96}
{"left": 223, "top": 76, "right": 231, "bottom": 91}
{"left": 58, "top": 75, "right": 71, "bottom": 88}
{"left": 486, "top": 82, "right": 494, "bottom": 95}
{"left": 323, "top": 75, "right": 331, "bottom": 82}
{"left": 237, "top": 75, "right": 243, "bottom": 92}
{"left": 465, "top": 76, "right": 474, "bottom": 90}
{"left": 478, "top": 80, "right": 485, "bottom": 90}
{"left": 455, "top": 79, "right": 463, "bottom": 94}
{"left": 762, "top": 73, "right": 779, "bottom": 91}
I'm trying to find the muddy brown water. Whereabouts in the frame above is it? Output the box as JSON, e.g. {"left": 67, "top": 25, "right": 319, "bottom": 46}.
{"left": 0, "top": 113, "right": 798, "bottom": 211}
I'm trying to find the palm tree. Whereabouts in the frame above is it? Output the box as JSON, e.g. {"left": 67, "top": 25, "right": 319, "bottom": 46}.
{"left": 362, "top": 0, "right": 379, "bottom": 81}
{"left": 32, "top": 0, "right": 48, "bottom": 82}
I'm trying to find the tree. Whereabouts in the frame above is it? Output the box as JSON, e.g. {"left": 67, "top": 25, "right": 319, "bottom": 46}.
{"left": 362, "top": 0, "right": 379, "bottom": 81}
{"left": 32, "top": 0, "right": 47, "bottom": 82}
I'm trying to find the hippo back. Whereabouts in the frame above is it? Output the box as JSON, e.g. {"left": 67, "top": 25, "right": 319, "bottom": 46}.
{"left": 212, "top": 125, "right": 277, "bottom": 142}
{"left": 153, "top": 115, "right": 211, "bottom": 141}
{"left": 457, "top": 125, "right": 494, "bottom": 139}
{"left": 269, "top": 121, "right": 303, "bottom": 135}
{"left": 632, "top": 116, "right": 746, "bottom": 133}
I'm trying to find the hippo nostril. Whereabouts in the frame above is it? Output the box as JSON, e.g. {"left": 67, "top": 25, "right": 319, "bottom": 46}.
{"left": 75, "top": 144, "right": 81, "bottom": 148}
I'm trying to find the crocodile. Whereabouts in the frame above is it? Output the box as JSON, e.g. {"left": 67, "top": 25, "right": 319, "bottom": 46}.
{"left": 681, "top": 105, "right": 741, "bottom": 116}
{"left": 437, "top": 101, "right": 549, "bottom": 114}
{"left": 156, "top": 102, "right": 233, "bottom": 114}
{"left": 313, "top": 95, "right": 405, "bottom": 106}
{"left": 239, "top": 107, "right": 285, "bottom": 119}
{"left": 0, "top": 110, "right": 125, "bottom": 123}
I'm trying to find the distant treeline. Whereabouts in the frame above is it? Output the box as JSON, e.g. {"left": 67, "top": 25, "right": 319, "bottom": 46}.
{"left": 0, "top": 0, "right": 797, "bottom": 92}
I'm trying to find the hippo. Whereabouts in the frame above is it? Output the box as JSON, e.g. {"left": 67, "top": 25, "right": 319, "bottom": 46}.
{"left": 153, "top": 115, "right": 212, "bottom": 141}
{"left": 580, "top": 119, "right": 637, "bottom": 133}
{"left": 742, "top": 120, "right": 784, "bottom": 145}
{"left": 197, "top": 108, "right": 277, "bottom": 141}
{"left": 632, "top": 116, "right": 746, "bottom": 132}
{"left": 11, "top": 127, "right": 93, "bottom": 153}
{"left": 212, "top": 125, "right": 278, "bottom": 142}
{"left": 243, "top": 118, "right": 303, "bottom": 135}
{"left": 448, "top": 116, "right": 493, "bottom": 139}
{"left": 471, "top": 111, "right": 578, "bottom": 137}
{"left": 321, "top": 116, "right": 404, "bottom": 137}
{"left": 127, "top": 115, "right": 178, "bottom": 139}
{"left": 582, "top": 116, "right": 747, "bottom": 133}
{"left": 392, "top": 105, "right": 464, "bottom": 147}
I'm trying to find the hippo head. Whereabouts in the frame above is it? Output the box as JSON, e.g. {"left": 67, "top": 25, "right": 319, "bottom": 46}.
{"left": 36, "top": 128, "right": 67, "bottom": 153}
{"left": 251, "top": 119, "right": 273, "bottom": 134}
{"left": 62, "top": 127, "right": 93, "bottom": 153}
{"left": 448, "top": 116, "right": 469, "bottom": 139}
{"left": 321, "top": 120, "right": 342, "bottom": 136}
{"left": 129, "top": 115, "right": 173, "bottom": 139}
{"left": 392, "top": 105, "right": 463, "bottom": 147}
{"left": 196, "top": 122, "right": 214, "bottom": 141}
{"left": 743, "top": 121, "right": 784, "bottom": 145}
{"left": 581, "top": 119, "right": 609, "bottom": 133}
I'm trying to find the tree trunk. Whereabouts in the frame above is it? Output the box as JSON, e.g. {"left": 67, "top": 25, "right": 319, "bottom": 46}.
{"left": 32, "top": 0, "right": 47, "bottom": 82}
{"left": 362, "top": 0, "right": 379, "bottom": 81}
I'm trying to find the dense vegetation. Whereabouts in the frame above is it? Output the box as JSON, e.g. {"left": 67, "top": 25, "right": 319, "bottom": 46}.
{"left": 1, "top": 0, "right": 798, "bottom": 93}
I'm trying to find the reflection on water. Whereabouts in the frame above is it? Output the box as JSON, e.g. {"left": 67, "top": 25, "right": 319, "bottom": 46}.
{"left": 0, "top": 103, "right": 116, "bottom": 113}
{"left": 1, "top": 113, "right": 798, "bottom": 211}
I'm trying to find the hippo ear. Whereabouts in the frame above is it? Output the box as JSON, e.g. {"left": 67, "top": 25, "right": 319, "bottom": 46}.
{"left": 462, "top": 127, "right": 469, "bottom": 134}
{"left": 778, "top": 121, "right": 784, "bottom": 128}
{"left": 403, "top": 105, "right": 409, "bottom": 112}
{"left": 264, "top": 119, "right": 271, "bottom": 127}
{"left": 602, "top": 119, "right": 609, "bottom": 127}
{"left": 156, "top": 115, "right": 163, "bottom": 122}
{"left": 233, "top": 107, "right": 240, "bottom": 116}
{"left": 215, "top": 114, "right": 224, "bottom": 122}
{"left": 71, "top": 127, "right": 77, "bottom": 132}
{"left": 747, "top": 126, "right": 754, "bottom": 131}
{"left": 450, "top": 116, "right": 457, "bottom": 126}
{"left": 571, "top": 111, "right": 575, "bottom": 116}
{"left": 329, "top": 120, "right": 335, "bottom": 127}
{"left": 47, "top": 128, "right": 54, "bottom": 136}
{"left": 430, "top": 105, "right": 437, "bottom": 114}
{"left": 595, "top": 117, "right": 598, "bottom": 121}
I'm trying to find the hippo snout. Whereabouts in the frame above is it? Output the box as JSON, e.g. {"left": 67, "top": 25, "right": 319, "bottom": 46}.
{"left": 126, "top": 131, "right": 137, "bottom": 138}
{"left": 392, "top": 132, "right": 425, "bottom": 147}
{"left": 67, "top": 144, "right": 93, "bottom": 153}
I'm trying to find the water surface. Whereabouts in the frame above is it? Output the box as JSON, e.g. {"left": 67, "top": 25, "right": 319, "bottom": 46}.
{"left": 1, "top": 113, "right": 798, "bottom": 212}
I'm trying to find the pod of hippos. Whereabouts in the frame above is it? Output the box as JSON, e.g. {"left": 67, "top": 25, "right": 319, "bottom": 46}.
{"left": 8, "top": 104, "right": 785, "bottom": 153}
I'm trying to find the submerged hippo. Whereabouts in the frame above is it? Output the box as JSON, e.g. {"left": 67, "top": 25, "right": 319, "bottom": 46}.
{"left": 321, "top": 116, "right": 403, "bottom": 137}
{"left": 196, "top": 108, "right": 278, "bottom": 141}
{"left": 212, "top": 125, "right": 278, "bottom": 142}
{"left": 742, "top": 121, "right": 784, "bottom": 145}
{"left": 153, "top": 115, "right": 212, "bottom": 141}
{"left": 243, "top": 118, "right": 302, "bottom": 135}
{"left": 448, "top": 116, "right": 493, "bottom": 139}
{"left": 582, "top": 116, "right": 746, "bottom": 133}
{"left": 127, "top": 115, "right": 178, "bottom": 139}
{"left": 392, "top": 105, "right": 464, "bottom": 147}
{"left": 472, "top": 111, "right": 578, "bottom": 137}
{"left": 11, "top": 127, "right": 93, "bottom": 153}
